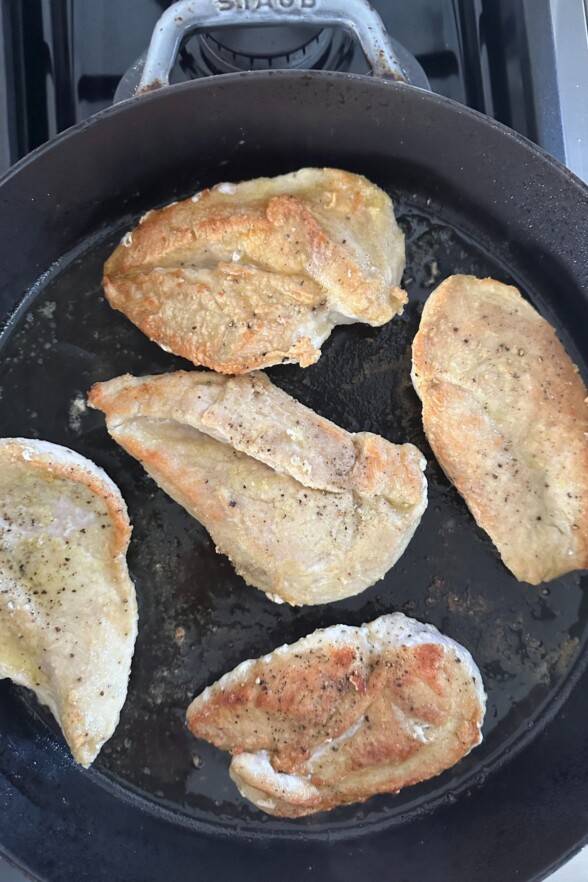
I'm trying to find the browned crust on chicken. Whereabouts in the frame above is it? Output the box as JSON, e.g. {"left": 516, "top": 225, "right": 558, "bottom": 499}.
{"left": 411, "top": 274, "right": 588, "bottom": 583}
{"left": 88, "top": 370, "right": 427, "bottom": 605}
{"left": 103, "top": 168, "right": 407, "bottom": 373}
{"left": 186, "top": 614, "right": 486, "bottom": 816}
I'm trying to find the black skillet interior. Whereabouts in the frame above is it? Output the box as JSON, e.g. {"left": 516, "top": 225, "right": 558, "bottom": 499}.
{"left": 0, "top": 72, "right": 587, "bottom": 881}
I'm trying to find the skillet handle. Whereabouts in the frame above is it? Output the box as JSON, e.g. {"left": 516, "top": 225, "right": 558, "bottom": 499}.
{"left": 136, "top": 0, "right": 408, "bottom": 95}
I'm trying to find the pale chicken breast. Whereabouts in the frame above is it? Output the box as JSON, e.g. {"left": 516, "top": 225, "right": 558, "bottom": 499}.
{"left": 411, "top": 275, "right": 588, "bottom": 584}
{"left": 88, "top": 371, "right": 427, "bottom": 605}
{"left": 186, "top": 613, "right": 486, "bottom": 817}
{"left": 0, "top": 438, "right": 138, "bottom": 766}
{"left": 103, "top": 168, "right": 407, "bottom": 373}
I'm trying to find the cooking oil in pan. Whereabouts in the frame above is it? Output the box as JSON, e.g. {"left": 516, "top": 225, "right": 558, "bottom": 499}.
{"left": 0, "top": 196, "right": 586, "bottom": 838}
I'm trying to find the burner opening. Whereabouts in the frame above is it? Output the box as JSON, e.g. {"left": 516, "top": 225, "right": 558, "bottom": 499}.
{"left": 114, "top": 19, "right": 430, "bottom": 105}
{"left": 181, "top": 25, "right": 355, "bottom": 76}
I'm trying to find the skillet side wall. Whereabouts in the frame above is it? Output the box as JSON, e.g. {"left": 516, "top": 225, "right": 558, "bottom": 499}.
{"left": 0, "top": 71, "right": 587, "bottom": 882}
{"left": 1, "top": 72, "right": 587, "bottom": 335}
{"left": 1, "top": 666, "right": 586, "bottom": 882}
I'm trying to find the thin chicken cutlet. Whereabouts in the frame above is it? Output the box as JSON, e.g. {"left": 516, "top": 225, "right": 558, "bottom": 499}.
{"left": 0, "top": 438, "right": 137, "bottom": 766}
{"left": 412, "top": 274, "right": 588, "bottom": 583}
{"left": 88, "top": 370, "right": 427, "bottom": 605}
{"left": 103, "top": 168, "right": 407, "bottom": 373}
{"left": 186, "top": 613, "right": 486, "bottom": 817}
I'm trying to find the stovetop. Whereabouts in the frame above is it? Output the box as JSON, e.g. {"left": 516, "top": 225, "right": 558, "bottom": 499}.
{"left": 0, "top": 0, "right": 586, "bottom": 179}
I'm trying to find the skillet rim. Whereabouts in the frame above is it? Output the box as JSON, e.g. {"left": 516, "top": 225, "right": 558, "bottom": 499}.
{"left": 0, "top": 68, "right": 587, "bottom": 882}
{"left": 1, "top": 68, "right": 587, "bottom": 199}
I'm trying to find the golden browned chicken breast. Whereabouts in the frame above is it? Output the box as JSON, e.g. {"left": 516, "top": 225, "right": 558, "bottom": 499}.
{"left": 186, "top": 612, "right": 486, "bottom": 817}
{"left": 0, "top": 438, "right": 137, "bottom": 766}
{"left": 412, "top": 275, "right": 588, "bottom": 583}
{"left": 88, "top": 370, "right": 427, "bottom": 606}
{"left": 103, "top": 167, "right": 407, "bottom": 373}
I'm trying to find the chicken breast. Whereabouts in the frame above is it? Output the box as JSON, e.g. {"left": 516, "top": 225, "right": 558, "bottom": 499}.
{"left": 412, "top": 275, "right": 588, "bottom": 584}
{"left": 0, "top": 438, "right": 138, "bottom": 766}
{"left": 103, "top": 168, "right": 407, "bottom": 373}
{"left": 88, "top": 371, "right": 427, "bottom": 605}
{"left": 186, "top": 612, "right": 486, "bottom": 817}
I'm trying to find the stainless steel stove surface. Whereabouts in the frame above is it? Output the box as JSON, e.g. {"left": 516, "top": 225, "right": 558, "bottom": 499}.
{"left": 0, "top": 1, "right": 586, "bottom": 880}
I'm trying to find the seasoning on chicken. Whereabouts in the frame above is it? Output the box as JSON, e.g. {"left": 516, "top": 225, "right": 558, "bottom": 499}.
{"left": 103, "top": 167, "right": 407, "bottom": 373}
{"left": 88, "top": 370, "right": 427, "bottom": 605}
{"left": 0, "top": 438, "right": 137, "bottom": 766}
{"left": 186, "top": 613, "right": 486, "bottom": 817}
{"left": 412, "top": 274, "right": 588, "bottom": 584}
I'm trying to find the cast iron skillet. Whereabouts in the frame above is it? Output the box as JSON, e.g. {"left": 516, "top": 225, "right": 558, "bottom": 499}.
{"left": 0, "top": 9, "right": 587, "bottom": 882}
